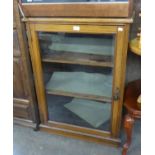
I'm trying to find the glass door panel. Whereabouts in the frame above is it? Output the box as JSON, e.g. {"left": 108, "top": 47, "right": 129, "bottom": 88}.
{"left": 38, "top": 32, "right": 116, "bottom": 132}
{"left": 39, "top": 32, "right": 115, "bottom": 68}
{"left": 43, "top": 63, "right": 113, "bottom": 131}
{"left": 46, "top": 94, "right": 111, "bottom": 131}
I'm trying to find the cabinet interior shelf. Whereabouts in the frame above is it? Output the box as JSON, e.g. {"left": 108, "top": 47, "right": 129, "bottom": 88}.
{"left": 46, "top": 89, "right": 112, "bottom": 103}
{"left": 45, "top": 71, "right": 112, "bottom": 103}
{"left": 42, "top": 51, "right": 113, "bottom": 68}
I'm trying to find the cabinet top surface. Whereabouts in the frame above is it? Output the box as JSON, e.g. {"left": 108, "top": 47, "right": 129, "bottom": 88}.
{"left": 20, "top": 0, "right": 132, "bottom": 18}
{"left": 22, "top": 17, "right": 133, "bottom": 24}
{"left": 21, "top": 0, "right": 128, "bottom": 3}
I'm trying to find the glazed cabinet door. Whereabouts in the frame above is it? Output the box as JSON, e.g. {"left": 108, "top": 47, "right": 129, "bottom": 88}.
{"left": 27, "top": 23, "right": 129, "bottom": 144}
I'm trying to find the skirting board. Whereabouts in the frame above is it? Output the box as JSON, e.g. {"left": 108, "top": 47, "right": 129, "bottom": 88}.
{"left": 14, "top": 117, "right": 36, "bottom": 129}
{"left": 39, "top": 124, "right": 121, "bottom": 147}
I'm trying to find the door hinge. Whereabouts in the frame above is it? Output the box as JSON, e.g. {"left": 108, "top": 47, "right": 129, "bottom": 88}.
{"left": 113, "top": 88, "right": 120, "bottom": 101}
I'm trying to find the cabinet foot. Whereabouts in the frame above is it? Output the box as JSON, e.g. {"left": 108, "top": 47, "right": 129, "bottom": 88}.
{"left": 122, "top": 114, "right": 134, "bottom": 155}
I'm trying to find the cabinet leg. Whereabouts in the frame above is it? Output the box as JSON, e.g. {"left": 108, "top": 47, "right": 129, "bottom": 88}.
{"left": 122, "top": 114, "right": 134, "bottom": 155}
{"left": 33, "top": 123, "right": 40, "bottom": 131}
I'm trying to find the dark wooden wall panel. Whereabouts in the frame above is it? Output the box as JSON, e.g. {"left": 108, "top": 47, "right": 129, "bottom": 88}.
{"left": 130, "top": 0, "right": 141, "bottom": 39}
{"left": 13, "top": 0, "right": 38, "bottom": 124}
{"left": 13, "top": 57, "right": 26, "bottom": 98}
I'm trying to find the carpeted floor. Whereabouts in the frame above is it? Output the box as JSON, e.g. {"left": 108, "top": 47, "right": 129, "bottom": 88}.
{"left": 13, "top": 120, "right": 141, "bottom": 155}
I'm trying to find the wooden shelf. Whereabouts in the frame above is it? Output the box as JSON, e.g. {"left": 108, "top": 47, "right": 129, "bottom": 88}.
{"left": 46, "top": 89, "right": 112, "bottom": 103}
{"left": 42, "top": 51, "right": 113, "bottom": 67}
{"left": 45, "top": 71, "right": 112, "bottom": 103}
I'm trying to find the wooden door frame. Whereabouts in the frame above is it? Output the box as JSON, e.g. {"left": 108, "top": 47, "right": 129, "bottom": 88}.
{"left": 111, "top": 24, "right": 130, "bottom": 138}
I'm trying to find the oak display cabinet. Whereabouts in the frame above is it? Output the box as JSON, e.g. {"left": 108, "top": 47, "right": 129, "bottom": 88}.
{"left": 19, "top": 0, "right": 133, "bottom": 147}
{"left": 24, "top": 17, "right": 132, "bottom": 145}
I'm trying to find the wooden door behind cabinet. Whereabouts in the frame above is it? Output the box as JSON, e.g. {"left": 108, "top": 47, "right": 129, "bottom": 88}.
{"left": 13, "top": 0, "right": 39, "bottom": 128}
{"left": 13, "top": 30, "right": 27, "bottom": 98}
{"left": 13, "top": 30, "right": 30, "bottom": 119}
